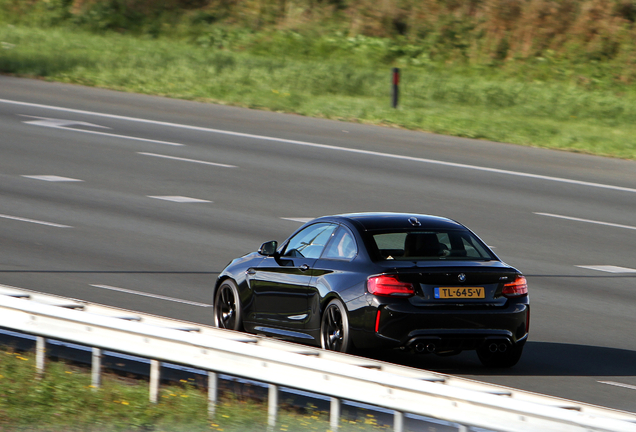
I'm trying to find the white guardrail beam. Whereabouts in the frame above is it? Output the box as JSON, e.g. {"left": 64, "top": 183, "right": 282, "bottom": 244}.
{"left": 1, "top": 285, "right": 636, "bottom": 432}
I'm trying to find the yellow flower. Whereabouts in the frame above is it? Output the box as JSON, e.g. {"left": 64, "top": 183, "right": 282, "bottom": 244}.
{"left": 121, "top": 401, "right": 129, "bottom": 405}
{"left": 65, "top": 371, "right": 73, "bottom": 374}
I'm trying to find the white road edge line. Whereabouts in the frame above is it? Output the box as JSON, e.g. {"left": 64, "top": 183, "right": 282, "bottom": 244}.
{"left": 138, "top": 152, "right": 236, "bottom": 168}
{"left": 90, "top": 284, "right": 213, "bottom": 307}
{"left": 534, "top": 212, "right": 636, "bottom": 231}
{"left": 599, "top": 381, "right": 636, "bottom": 391}
{"left": 0, "top": 213, "right": 72, "bottom": 228}
{"left": 4, "top": 98, "right": 636, "bottom": 194}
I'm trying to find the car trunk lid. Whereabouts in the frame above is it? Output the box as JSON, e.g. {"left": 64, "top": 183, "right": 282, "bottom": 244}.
{"left": 381, "top": 262, "right": 520, "bottom": 306}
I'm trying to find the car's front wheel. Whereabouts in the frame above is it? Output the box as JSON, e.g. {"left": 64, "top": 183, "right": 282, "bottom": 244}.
{"left": 477, "top": 341, "right": 524, "bottom": 368}
{"left": 320, "top": 298, "right": 351, "bottom": 353}
{"left": 213, "top": 280, "right": 243, "bottom": 331}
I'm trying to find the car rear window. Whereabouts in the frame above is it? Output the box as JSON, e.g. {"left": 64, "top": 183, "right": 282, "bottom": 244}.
{"left": 371, "top": 230, "right": 495, "bottom": 261}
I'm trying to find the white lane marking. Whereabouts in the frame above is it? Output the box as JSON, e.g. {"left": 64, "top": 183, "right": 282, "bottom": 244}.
{"left": 40, "top": 126, "right": 184, "bottom": 147}
{"left": 90, "top": 284, "right": 213, "bottom": 307}
{"left": 148, "top": 196, "right": 211, "bottom": 203}
{"left": 281, "top": 217, "right": 314, "bottom": 223}
{"left": 22, "top": 175, "right": 83, "bottom": 182}
{"left": 21, "top": 114, "right": 183, "bottom": 146}
{"left": 535, "top": 213, "right": 636, "bottom": 231}
{"left": 0, "top": 213, "right": 72, "bottom": 228}
{"left": 21, "top": 115, "right": 110, "bottom": 129}
{"left": 4, "top": 98, "right": 636, "bottom": 194}
{"left": 577, "top": 265, "right": 636, "bottom": 274}
{"left": 599, "top": 381, "right": 636, "bottom": 391}
{"left": 138, "top": 152, "right": 236, "bottom": 168}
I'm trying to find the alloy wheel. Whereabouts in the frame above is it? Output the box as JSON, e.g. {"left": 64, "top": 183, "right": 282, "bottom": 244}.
{"left": 214, "top": 283, "right": 241, "bottom": 330}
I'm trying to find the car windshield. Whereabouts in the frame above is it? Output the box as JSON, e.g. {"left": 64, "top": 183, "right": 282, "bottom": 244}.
{"left": 371, "top": 229, "right": 496, "bottom": 261}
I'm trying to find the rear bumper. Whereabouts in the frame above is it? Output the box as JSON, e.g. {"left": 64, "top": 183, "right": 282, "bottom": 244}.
{"left": 351, "top": 298, "right": 529, "bottom": 350}
{"left": 404, "top": 330, "right": 528, "bottom": 353}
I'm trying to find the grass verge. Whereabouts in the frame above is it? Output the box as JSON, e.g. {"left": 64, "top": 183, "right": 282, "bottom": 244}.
{"left": 0, "top": 347, "right": 391, "bottom": 432}
{"left": 1, "top": 24, "right": 635, "bottom": 160}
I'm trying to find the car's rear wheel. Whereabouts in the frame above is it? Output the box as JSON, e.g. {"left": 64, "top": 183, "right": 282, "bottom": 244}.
{"left": 213, "top": 280, "right": 243, "bottom": 331}
{"left": 320, "top": 299, "right": 351, "bottom": 353}
{"left": 477, "top": 341, "right": 524, "bottom": 368}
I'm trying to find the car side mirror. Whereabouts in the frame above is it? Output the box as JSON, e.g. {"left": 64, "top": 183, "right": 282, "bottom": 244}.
{"left": 258, "top": 241, "right": 278, "bottom": 257}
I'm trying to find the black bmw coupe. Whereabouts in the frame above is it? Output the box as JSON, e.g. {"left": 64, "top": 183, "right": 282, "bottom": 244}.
{"left": 213, "top": 212, "right": 529, "bottom": 367}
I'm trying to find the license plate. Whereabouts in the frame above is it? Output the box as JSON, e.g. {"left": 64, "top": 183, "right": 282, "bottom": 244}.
{"left": 434, "top": 287, "right": 485, "bottom": 299}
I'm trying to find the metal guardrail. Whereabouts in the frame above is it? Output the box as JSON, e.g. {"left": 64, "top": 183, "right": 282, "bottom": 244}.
{"left": 1, "top": 284, "right": 636, "bottom": 432}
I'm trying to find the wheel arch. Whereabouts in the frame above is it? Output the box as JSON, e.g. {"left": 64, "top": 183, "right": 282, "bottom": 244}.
{"left": 320, "top": 292, "right": 348, "bottom": 315}
{"left": 213, "top": 275, "right": 234, "bottom": 302}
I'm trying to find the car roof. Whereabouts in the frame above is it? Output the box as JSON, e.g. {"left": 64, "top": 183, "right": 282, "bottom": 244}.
{"left": 314, "top": 212, "right": 466, "bottom": 231}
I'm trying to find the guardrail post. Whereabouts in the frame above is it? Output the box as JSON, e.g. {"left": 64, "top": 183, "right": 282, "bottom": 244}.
{"left": 149, "top": 359, "right": 160, "bottom": 403}
{"left": 267, "top": 384, "right": 278, "bottom": 432}
{"left": 208, "top": 371, "right": 218, "bottom": 418}
{"left": 330, "top": 397, "right": 341, "bottom": 432}
{"left": 91, "top": 348, "right": 102, "bottom": 389}
{"left": 393, "top": 410, "right": 404, "bottom": 432}
{"left": 35, "top": 336, "right": 45, "bottom": 376}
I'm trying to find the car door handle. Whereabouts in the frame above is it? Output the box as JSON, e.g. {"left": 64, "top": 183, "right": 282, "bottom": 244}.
{"left": 299, "top": 264, "right": 310, "bottom": 272}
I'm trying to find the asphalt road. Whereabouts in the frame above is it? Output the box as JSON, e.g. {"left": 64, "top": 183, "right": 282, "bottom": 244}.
{"left": 1, "top": 76, "right": 635, "bottom": 413}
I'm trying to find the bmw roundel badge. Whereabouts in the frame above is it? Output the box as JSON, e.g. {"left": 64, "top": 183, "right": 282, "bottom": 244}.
{"left": 458, "top": 273, "right": 466, "bottom": 282}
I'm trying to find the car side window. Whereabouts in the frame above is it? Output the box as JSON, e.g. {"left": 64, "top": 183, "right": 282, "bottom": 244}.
{"left": 282, "top": 223, "right": 338, "bottom": 259}
{"left": 322, "top": 227, "right": 357, "bottom": 260}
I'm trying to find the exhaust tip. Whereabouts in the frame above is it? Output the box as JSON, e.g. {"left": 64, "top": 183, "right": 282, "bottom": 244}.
{"left": 486, "top": 340, "right": 511, "bottom": 353}
{"left": 413, "top": 341, "right": 437, "bottom": 354}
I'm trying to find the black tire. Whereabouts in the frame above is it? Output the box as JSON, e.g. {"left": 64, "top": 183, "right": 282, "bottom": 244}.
{"left": 477, "top": 342, "right": 524, "bottom": 368}
{"left": 213, "top": 280, "right": 243, "bottom": 331}
{"left": 320, "top": 298, "right": 352, "bottom": 353}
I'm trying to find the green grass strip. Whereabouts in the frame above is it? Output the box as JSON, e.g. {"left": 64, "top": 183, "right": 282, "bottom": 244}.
{"left": 1, "top": 24, "right": 635, "bottom": 160}
{"left": 0, "top": 348, "right": 391, "bottom": 432}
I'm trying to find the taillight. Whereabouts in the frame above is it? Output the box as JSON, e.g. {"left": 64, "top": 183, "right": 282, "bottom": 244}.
{"left": 502, "top": 276, "right": 528, "bottom": 298}
{"left": 367, "top": 275, "right": 415, "bottom": 297}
